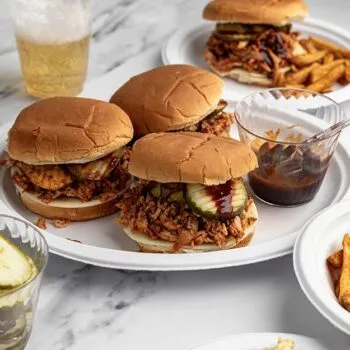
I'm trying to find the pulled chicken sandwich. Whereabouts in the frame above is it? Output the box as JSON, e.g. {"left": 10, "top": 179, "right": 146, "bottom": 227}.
{"left": 117, "top": 132, "right": 258, "bottom": 253}
{"left": 1, "top": 97, "right": 133, "bottom": 221}
{"left": 203, "top": 0, "right": 309, "bottom": 86}
{"left": 110, "top": 64, "right": 233, "bottom": 137}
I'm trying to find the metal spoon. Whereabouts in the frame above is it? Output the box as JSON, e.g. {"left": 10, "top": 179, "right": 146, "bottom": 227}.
{"left": 303, "top": 119, "right": 350, "bottom": 144}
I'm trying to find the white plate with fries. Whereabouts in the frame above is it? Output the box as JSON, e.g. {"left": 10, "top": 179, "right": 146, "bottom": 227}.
{"left": 162, "top": 17, "right": 350, "bottom": 104}
{"left": 189, "top": 332, "right": 343, "bottom": 350}
{"left": 1, "top": 113, "right": 350, "bottom": 270}
{"left": 294, "top": 200, "right": 350, "bottom": 335}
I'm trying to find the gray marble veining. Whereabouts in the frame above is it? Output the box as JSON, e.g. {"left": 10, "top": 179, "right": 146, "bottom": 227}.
{"left": 0, "top": 1, "right": 350, "bottom": 349}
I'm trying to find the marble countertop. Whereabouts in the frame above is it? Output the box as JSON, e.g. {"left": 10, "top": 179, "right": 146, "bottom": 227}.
{"left": 0, "top": 1, "right": 350, "bottom": 349}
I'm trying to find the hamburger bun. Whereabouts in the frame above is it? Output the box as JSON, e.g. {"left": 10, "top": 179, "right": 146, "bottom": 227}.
{"left": 124, "top": 200, "right": 258, "bottom": 253}
{"left": 8, "top": 97, "right": 133, "bottom": 165}
{"left": 110, "top": 65, "right": 224, "bottom": 136}
{"left": 128, "top": 132, "right": 257, "bottom": 185}
{"left": 11, "top": 168, "right": 121, "bottom": 221}
{"left": 210, "top": 67, "right": 273, "bottom": 87}
{"left": 203, "top": 0, "right": 308, "bottom": 25}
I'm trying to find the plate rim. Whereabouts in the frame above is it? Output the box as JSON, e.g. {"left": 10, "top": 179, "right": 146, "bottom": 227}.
{"left": 293, "top": 200, "right": 350, "bottom": 335}
{"left": 162, "top": 17, "right": 350, "bottom": 104}
{"left": 1, "top": 114, "right": 350, "bottom": 271}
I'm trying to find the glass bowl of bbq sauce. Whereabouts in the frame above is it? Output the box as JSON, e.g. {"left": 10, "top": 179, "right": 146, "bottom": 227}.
{"left": 235, "top": 88, "right": 346, "bottom": 207}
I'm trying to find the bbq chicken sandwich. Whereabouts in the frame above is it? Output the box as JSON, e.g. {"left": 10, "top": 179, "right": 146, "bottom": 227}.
{"left": 117, "top": 132, "right": 258, "bottom": 253}
{"left": 2, "top": 97, "right": 133, "bottom": 221}
{"left": 203, "top": 0, "right": 308, "bottom": 86}
{"left": 110, "top": 65, "right": 233, "bottom": 137}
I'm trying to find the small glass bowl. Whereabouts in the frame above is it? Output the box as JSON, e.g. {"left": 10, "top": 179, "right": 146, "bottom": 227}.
{"left": 235, "top": 88, "right": 346, "bottom": 207}
{"left": 0, "top": 214, "right": 48, "bottom": 350}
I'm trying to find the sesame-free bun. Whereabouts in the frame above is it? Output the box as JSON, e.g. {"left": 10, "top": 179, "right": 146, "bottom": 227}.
{"left": 15, "top": 185, "right": 119, "bottom": 221}
{"left": 8, "top": 97, "right": 133, "bottom": 165}
{"left": 203, "top": 0, "right": 308, "bottom": 25}
{"left": 210, "top": 66, "right": 273, "bottom": 87}
{"left": 110, "top": 65, "right": 224, "bottom": 136}
{"left": 124, "top": 200, "right": 258, "bottom": 253}
{"left": 128, "top": 132, "right": 257, "bottom": 185}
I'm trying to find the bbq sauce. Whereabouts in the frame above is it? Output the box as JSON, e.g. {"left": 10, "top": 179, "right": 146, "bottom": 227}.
{"left": 205, "top": 180, "right": 234, "bottom": 216}
{"left": 250, "top": 142, "right": 330, "bottom": 206}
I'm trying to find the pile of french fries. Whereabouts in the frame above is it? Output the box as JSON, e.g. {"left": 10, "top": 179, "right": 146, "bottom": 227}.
{"left": 327, "top": 234, "right": 350, "bottom": 312}
{"left": 276, "top": 37, "right": 350, "bottom": 93}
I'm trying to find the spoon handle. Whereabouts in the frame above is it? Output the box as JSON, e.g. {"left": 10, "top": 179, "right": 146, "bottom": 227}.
{"left": 305, "top": 119, "right": 350, "bottom": 144}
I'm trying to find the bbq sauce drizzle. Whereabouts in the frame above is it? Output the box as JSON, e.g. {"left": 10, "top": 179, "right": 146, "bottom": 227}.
{"left": 205, "top": 180, "right": 234, "bottom": 217}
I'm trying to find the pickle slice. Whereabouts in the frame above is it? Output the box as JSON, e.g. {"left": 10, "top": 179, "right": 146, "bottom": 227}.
{"left": 218, "top": 33, "right": 258, "bottom": 41}
{"left": 216, "top": 23, "right": 291, "bottom": 35}
{"left": 186, "top": 179, "right": 248, "bottom": 219}
{"left": 168, "top": 191, "right": 184, "bottom": 203}
{"left": 216, "top": 23, "right": 247, "bottom": 33}
{"left": 0, "top": 233, "right": 37, "bottom": 288}
{"left": 186, "top": 183, "right": 218, "bottom": 218}
{"left": 150, "top": 183, "right": 161, "bottom": 198}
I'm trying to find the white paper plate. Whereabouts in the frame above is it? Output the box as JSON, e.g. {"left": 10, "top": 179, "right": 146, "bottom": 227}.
{"left": 1, "top": 116, "right": 350, "bottom": 270}
{"left": 189, "top": 332, "right": 343, "bottom": 350}
{"left": 191, "top": 333, "right": 344, "bottom": 350}
{"left": 162, "top": 18, "right": 350, "bottom": 104}
{"left": 294, "top": 200, "right": 350, "bottom": 335}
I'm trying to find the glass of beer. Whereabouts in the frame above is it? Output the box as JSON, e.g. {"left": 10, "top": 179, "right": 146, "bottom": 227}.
{"left": 8, "top": 0, "right": 91, "bottom": 98}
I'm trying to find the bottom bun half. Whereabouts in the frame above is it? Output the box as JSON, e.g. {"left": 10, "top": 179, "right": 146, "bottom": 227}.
{"left": 122, "top": 200, "right": 258, "bottom": 253}
{"left": 209, "top": 66, "right": 273, "bottom": 87}
{"left": 16, "top": 186, "right": 119, "bottom": 221}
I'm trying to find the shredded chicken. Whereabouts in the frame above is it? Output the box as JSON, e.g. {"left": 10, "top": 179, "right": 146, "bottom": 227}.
{"left": 179, "top": 100, "right": 233, "bottom": 136}
{"left": 205, "top": 29, "right": 299, "bottom": 76}
{"left": 35, "top": 217, "right": 47, "bottom": 230}
{"left": 180, "top": 111, "right": 233, "bottom": 136}
{"left": 117, "top": 182, "right": 256, "bottom": 252}
{"left": 1, "top": 149, "right": 131, "bottom": 204}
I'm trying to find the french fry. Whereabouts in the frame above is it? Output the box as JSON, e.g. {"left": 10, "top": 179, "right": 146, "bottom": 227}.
{"left": 323, "top": 53, "right": 334, "bottom": 64}
{"left": 310, "top": 60, "right": 345, "bottom": 83}
{"left": 345, "top": 65, "right": 350, "bottom": 83}
{"left": 339, "top": 234, "right": 350, "bottom": 311}
{"left": 328, "top": 265, "right": 342, "bottom": 298}
{"left": 290, "top": 50, "right": 327, "bottom": 67}
{"left": 275, "top": 70, "right": 286, "bottom": 87}
{"left": 327, "top": 249, "right": 343, "bottom": 269}
{"left": 305, "top": 41, "right": 317, "bottom": 53}
{"left": 299, "top": 39, "right": 309, "bottom": 50}
{"left": 335, "top": 278, "right": 341, "bottom": 299}
{"left": 321, "top": 86, "right": 333, "bottom": 93}
{"left": 310, "top": 37, "right": 350, "bottom": 59}
{"left": 306, "top": 64, "right": 346, "bottom": 93}
{"left": 283, "top": 84, "right": 305, "bottom": 89}
{"left": 267, "top": 49, "right": 281, "bottom": 86}
{"left": 284, "top": 63, "right": 318, "bottom": 85}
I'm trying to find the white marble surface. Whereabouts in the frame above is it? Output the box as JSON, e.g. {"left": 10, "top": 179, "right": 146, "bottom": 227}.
{"left": 0, "top": 0, "right": 350, "bottom": 349}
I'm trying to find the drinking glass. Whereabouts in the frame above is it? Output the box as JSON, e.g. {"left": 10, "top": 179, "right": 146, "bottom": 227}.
{"left": 0, "top": 214, "right": 48, "bottom": 350}
{"left": 7, "top": 0, "right": 92, "bottom": 98}
{"left": 235, "top": 88, "right": 346, "bottom": 206}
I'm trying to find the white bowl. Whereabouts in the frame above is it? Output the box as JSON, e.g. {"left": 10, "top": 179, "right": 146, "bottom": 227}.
{"left": 294, "top": 200, "right": 350, "bottom": 334}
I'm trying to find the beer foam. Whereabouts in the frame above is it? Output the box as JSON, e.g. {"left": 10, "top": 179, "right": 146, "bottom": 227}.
{"left": 10, "top": 0, "right": 91, "bottom": 44}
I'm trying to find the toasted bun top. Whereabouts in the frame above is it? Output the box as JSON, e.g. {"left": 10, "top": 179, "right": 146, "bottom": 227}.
{"left": 128, "top": 132, "right": 257, "bottom": 185}
{"left": 8, "top": 97, "right": 133, "bottom": 165}
{"left": 110, "top": 65, "right": 224, "bottom": 136}
{"left": 203, "top": 0, "right": 308, "bottom": 24}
